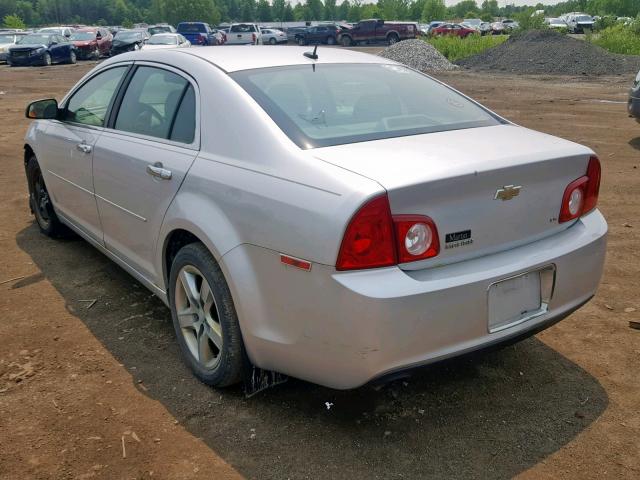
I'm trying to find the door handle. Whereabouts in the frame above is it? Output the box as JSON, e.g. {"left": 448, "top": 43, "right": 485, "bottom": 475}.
{"left": 146, "top": 162, "right": 172, "bottom": 180}
{"left": 76, "top": 143, "right": 92, "bottom": 154}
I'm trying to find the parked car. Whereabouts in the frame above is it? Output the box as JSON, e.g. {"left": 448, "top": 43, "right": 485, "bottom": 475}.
{"left": 426, "top": 21, "right": 446, "bottom": 35}
{"left": 38, "top": 26, "right": 74, "bottom": 39}
{"left": 147, "top": 24, "right": 176, "bottom": 36}
{"left": 545, "top": 17, "right": 568, "bottom": 29}
{"left": 628, "top": 69, "right": 640, "bottom": 123}
{"left": 0, "top": 31, "right": 27, "bottom": 62}
{"left": 260, "top": 28, "right": 287, "bottom": 45}
{"left": 295, "top": 24, "right": 348, "bottom": 45}
{"left": 176, "top": 22, "right": 217, "bottom": 46}
{"left": 339, "top": 19, "right": 417, "bottom": 46}
{"left": 226, "top": 23, "right": 262, "bottom": 45}
{"left": 563, "top": 13, "right": 595, "bottom": 33}
{"left": 145, "top": 33, "right": 191, "bottom": 50}
{"left": 110, "top": 29, "right": 148, "bottom": 55}
{"left": 431, "top": 23, "right": 478, "bottom": 38}
{"left": 70, "top": 27, "right": 112, "bottom": 60}
{"left": 22, "top": 47, "right": 607, "bottom": 390}
{"left": 8, "top": 33, "right": 76, "bottom": 66}
{"left": 491, "top": 20, "right": 519, "bottom": 34}
{"left": 285, "top": 26, "right": 308, "bottom": 41}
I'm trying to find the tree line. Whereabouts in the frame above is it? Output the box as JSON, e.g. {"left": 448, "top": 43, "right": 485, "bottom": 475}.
{"left": 1, "top": 0, "right": 639, "bottom": 29}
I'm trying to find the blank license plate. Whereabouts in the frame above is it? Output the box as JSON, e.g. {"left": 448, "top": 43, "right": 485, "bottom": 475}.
{"left": 488, "top": 271, "right": 542, "bottom": 333}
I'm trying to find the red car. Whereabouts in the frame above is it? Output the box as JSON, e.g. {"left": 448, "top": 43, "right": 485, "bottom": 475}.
{"left": 431, "top": 23, "right": 477, "bottom": 38}
{"left": 70, "top": 27, "right": 112, "bottom": 60}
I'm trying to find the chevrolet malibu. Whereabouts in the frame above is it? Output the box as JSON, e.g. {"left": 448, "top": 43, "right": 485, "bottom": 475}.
{"left": 23, "top": 47, "right": 607, "bottom": 389}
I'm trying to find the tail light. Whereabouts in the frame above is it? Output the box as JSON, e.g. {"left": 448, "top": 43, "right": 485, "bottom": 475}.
{"left": 559, "top": 156, "right": 601, "bottom": 223}
{"left": 336, "top": 194, "right": 440, "bottom": 271}
{"left": 198, "top": 33, "right": 206, "bottom": 44}
{"left": 252, "top": 33, "right": 256, "bottom": 43}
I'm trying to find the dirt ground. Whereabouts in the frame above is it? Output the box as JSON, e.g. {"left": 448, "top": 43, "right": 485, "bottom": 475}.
{"left": 0, "top": 61, "right": 638, "bottom": 480}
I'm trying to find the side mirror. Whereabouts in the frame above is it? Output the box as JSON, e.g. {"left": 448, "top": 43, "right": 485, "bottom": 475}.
{"left": 26, "top": 99, "right": 58, "bottom": 119}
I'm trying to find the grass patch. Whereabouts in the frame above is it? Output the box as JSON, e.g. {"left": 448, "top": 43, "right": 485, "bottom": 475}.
{"left": 426, "top": 35, "right": 508, "bottom": 62}
{"left": 589, "top": 24, "right": 640, "bottom": 55}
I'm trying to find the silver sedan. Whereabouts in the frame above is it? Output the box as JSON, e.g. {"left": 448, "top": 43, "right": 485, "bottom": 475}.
{"left": 23, "top": 47, "right": 607, "bottom": 390}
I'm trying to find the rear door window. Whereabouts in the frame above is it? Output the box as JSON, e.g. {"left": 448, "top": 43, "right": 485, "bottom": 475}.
{"left": 114, "top": 66, "right": 194, "bottom": 142}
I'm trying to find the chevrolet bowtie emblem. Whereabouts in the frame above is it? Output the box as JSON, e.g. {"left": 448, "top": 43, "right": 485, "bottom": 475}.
{"left": 494, "top": 185, "right": 522, "bottom": 201}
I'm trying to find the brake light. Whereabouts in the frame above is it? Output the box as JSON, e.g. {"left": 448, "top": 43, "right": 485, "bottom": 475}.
{"left": 198, "top": 33, "right": 206, "bottom": 44}
{"left": 252, "top": 33, "right": 256, "bottom": 43}
{"left": 336, "top": 195, "right": 396, "bottom": 271}
{"left": 336, "top": 194, "right": 440, "bottom": 271}
{"left": 559, "top": 155, "right": 601, "bottom": 223}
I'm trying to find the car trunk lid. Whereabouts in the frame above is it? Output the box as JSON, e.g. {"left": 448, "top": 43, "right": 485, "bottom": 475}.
{"left": 313, "top": 124, "right": 594, "bottom": 269}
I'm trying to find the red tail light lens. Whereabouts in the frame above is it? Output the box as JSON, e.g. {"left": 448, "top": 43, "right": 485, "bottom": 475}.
{"left": 252, "top": 33, "right": 256, "bottom": 43}
{"left": 336, "top": 195, "right": 441, "bottom": 271}
{"left": 336, "top": 194, "right": 396, "bottom": 271}
{"left": 559, "top": 155, "right": 601, "bottom": 223}
{"left": 394, "top": 215, "right": 440, "bottom": 263}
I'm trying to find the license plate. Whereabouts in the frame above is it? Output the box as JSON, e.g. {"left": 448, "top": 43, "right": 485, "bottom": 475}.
{"left": 488, "top": 268, "right": 552, "bottom": 333}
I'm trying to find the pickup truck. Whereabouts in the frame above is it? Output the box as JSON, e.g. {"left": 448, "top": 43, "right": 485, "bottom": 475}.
{"left": 176, "top": 22, "right": 218, "bottom": 45}
{"left": 338, "top": 19, "right": 417, "bottom": 46}
{"left": 226, "top": 23, "right": 262, "bottom": 45}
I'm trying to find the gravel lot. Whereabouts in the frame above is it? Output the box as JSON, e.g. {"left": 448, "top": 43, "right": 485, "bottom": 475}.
{"left": 0, "top": 62, "right": 639, "bottom": 479}
{"left": 380, "top": 39, "right": 457, "bottom": 71}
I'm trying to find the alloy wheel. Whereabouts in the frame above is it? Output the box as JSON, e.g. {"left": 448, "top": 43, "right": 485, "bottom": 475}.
{"left": 33, "top": 169, "right": 51, "bottom": 229}
{"left": 174, "top": 265, "right": 223, "bottom": 369}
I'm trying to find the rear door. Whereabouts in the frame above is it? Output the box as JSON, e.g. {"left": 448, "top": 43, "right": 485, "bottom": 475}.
{"left": 41, "top": 65, "right": 129, "bottom": 241}
{"left": 92, "top": 63, "right": 199, "bottom": 281}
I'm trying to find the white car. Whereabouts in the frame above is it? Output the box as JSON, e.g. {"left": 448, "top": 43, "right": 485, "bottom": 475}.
{"left": 260, "top": 28, "right": 287, "bottom": 45}
{"left": 226, "top": 23, "right": 262, "bottom": 45}
{"left": 145, "top": 33, "right": 191, "bottom": 50}
{"left": 22, "top": 47, "right": 607, "bottom": 390}
{"left": 38, "top": 26, "right": 74, "bottom": 39}
{"left": 0, "top": 31, "right": 27, "bottom": 62}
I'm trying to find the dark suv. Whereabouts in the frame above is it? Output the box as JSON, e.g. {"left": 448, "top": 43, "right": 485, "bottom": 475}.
{"left": 295, "top": 24, "right": 349, "bottom": 46}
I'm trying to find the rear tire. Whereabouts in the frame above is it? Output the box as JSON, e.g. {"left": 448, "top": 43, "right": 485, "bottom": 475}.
{"left": 327, "top": 36, "right": 335, "bottom": 45}
{"left": 26, "top": 155, "right": 66, "bottom": 237}
{"left": 269, "top": 37, "right": 277, "bottom": 45}
{"left": 387, "top": 33, "right": 399, "bottom": 45}
{"left": 169, "top": 243, "right": 244, "bottom": 387}
{"left": 341, "top": 35, "right": 352, "bottom": 47}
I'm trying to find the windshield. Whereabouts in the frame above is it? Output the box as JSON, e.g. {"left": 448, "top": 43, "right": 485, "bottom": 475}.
{"left": 18, "top": 34, "right": 51, "bottom": 44}
{"left": 232, "top": 64, "right": 502, "bottom": 149}
{"left": 149, "top": 26, "right": 172, "bottom": 35}
{"left": 0, "top": 34, "right": 16, "bottom": 43}
{"left": 71, "top": 31, "right": 96, "bottom": 41}
{"left": 148, "top": 35, "right": 177, "bottom": 45}
{"left": 464, "top": 19, "right": 481, "bottom": 26}
{"left": 576, "top": 15, "right": 592, "bottom": 21}
{"left": 178, "top": 23, "right": 206, "bottom": 33}
{"left": 115, "top": 31, "right": 142, "bottom": 41}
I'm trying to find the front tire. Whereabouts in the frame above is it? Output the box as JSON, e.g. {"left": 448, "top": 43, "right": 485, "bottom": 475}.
{"left": 269, "top": 37, "right": 277, "bottom": 45}
{"left": 68, "top": 50, "right": 77, "bottom": 64}
{"left": 26, "top": 155, "right": 66, "bottom": 237}
{"left": 327, "top": 36, "right": 336, "bottom": 45}
{"left": 42, "top": 52, "right": 51, "bottom": 66}
{"left": 169, "top": 243, "right": 244, "bottom": 387}
{"left": 341, "top": 35, "right": 352, "bottom": 47}
{"left": 297, "top": 37, "right": 306, "bottom": 46}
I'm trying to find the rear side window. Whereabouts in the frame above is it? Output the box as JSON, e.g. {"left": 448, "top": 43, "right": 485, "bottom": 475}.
{"left": 231, "top": 24, "right": 254, "bottom": 33}
{"left": 114, "top": 66, "right": 195, "bottom": 143}
{"left": 64, "top": 66, "right": 127, "bottom": 127}
{"left": 170, "top": 85, "right": 196, "bottom": 143}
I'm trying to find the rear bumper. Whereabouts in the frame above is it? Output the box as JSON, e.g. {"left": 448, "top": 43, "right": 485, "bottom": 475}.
{"left": 223, "top": 210, "right": 607, "bottom": 389}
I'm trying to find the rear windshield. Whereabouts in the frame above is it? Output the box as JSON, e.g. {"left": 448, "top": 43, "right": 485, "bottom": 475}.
{"left": 230, "top": 24, "right": 256, "bottom": 33}
{"left": 178, "top": 23, "right": 206, "bottom": 33}
{"left": 231, "top": 63, "right": 502, "bottom": 149}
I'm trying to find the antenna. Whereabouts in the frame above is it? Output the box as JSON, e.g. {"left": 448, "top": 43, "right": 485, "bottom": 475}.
{"left": 303, "top": 44, "right": 318, "bottom": 60}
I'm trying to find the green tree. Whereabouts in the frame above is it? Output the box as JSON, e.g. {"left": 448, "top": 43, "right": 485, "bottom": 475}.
{"left": 337, "top": 0, "right": 350, "bottom": 19}
{"left": 292, "top": 2, "right": 306, "bottom": 20}
{"left": 305, "top": 0, "right": 323, "bottom": 20}
{"left": 283, "top": 1, "right": 294, "bottom": 20}
{"left": 272, "top": 0, "right": 285, "bottom": 20}
{"left": 240, "top": 0, "right": 256, "bottom": 20}
{"left": 421, "top": 0, "right": 445, "bottom": 22}
{"left": 324, "top": 0, "right": 336, "bottom": 20}
{"left": 481, "top": 0, "right": 498, "bottom": 17}
{"left": 450, "top": 0, "right": 478, "bottom": 18}
{"left": 3, "top": 13, "right": 25, "bottom": 28}
{"left": 256, "top": 0, "right": 271, "bottom": 20}
{"left": 163, "top": 0, "right": 220, "bottom": 26}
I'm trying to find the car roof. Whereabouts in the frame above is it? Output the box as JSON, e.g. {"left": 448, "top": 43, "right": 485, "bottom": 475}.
{"left": 173, "top": 45, "right": 393, "bottom": 72}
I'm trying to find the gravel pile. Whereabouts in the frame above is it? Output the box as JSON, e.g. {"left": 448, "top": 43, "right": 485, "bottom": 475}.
{"left": 380, "top": 39, "right": 457, "bottom": 72}
{"left": 457, "top": 29, "right": 640, "bottom": 75}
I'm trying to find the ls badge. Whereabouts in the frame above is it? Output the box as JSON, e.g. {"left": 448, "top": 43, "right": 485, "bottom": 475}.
{"left": 494, "top": 185, "right": 522, "bottom": 201}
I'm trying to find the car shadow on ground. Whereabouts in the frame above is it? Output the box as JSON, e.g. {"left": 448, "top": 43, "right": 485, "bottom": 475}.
{"left": 16, "top": 224, "right": 608, "bottom": 480}
{"left": 629, "top": 137, "right": 640, "bottom": 151}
